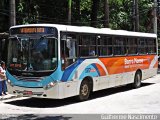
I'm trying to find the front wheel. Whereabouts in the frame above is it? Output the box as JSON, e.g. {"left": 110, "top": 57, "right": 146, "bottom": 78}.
{"left": 77, "top": 80, "right": 91, "bottom": 101}
{"left": 132, "top": 71, "right": 142, "bottom": 88}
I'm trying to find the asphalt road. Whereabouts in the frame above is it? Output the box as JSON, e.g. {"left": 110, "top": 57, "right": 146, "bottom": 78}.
{"left": 1, "top": 72, "right": 160, "bottom": 119}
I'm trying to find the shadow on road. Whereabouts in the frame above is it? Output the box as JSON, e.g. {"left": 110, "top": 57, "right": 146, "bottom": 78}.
{"left": 90, "top": 82, "right": 153, "bottom": 100}
{"left": 5, "top": 82, "right": 154, "bottom": 108}
{"left": 1, "top": 114, "right": 72, "bottom": 120}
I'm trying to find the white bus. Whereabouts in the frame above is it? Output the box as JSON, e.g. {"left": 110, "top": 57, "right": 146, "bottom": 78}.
{"left": 6, "top": 24, "right": 158, "bottom": 101}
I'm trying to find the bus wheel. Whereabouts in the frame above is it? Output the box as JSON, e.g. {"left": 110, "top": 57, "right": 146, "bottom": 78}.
{"left": 132, "top": 71, "right": 141, "bottom": 88}
{"left": 77, "top": 79, "right": 91, "bottom": 101}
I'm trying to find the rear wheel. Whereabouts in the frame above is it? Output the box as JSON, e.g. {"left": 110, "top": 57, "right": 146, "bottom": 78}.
{"left": 77, "top": 79, "right": 91, "bottom": 101}
{"left": 132, "top": 71, "right": 141, "bottom": 88}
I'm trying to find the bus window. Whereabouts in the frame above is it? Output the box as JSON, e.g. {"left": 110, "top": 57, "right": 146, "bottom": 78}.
{"left": 61, "top": 33, "right": 77, "bottom": 69}
{"left": 97, "top": 36, "right": 113, "bottom": 56}
{"left": 147, "top": 38, "right": 156, "bottom": 54}
{"left": 138, "top": 38, "right": 147, "bottom": 54}
{"left": 89, "top": 46, "right": 96, "bottom": 56}
{"left": 113, "top": 37, "right": 126, "bottom": 55}
{"left": 127, "top": 38, "right": 138, "bottom": 55}
{"left": 78, "top": 35, "right": 96, "bottom": 57}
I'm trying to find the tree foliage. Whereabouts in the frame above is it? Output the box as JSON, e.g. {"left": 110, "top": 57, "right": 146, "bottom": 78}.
{"left": 0, "top": 0, "right": 9, "bottom": 32}
{"left": 0, "top": 0, "right": 159, "bottom": 34}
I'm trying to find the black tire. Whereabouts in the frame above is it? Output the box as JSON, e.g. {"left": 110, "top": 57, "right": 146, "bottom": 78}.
{"left": 132, "top": 71, "right": 142, "bottom": 88}
{"left": 77, "top": 79, "right": 91, "bottom": 101}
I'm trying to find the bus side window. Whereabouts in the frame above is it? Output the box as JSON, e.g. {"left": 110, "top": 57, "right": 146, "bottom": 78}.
{"left": 126, "top": 37, "right": 138, "bottom": 55}
{"left": 78, "top": 35, "right": 97, "bottom": 57}
{"left": 147, "top": 38, "right": 156, "bottom": 54}
{"left": 61, "top": 34, "right": 77, "bottom": 70}
{"left": 114, "top": 37, "right": 126, "bottom": 56}
{"left": 138, "top": 38, "right": 147, "bottom": 54}
{"left": 97, "top": 36, "right": 113, "bottom": 56}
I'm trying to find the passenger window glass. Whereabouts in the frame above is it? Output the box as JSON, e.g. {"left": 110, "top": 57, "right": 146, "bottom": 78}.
{"left": 61, "top": 33, "right": 77, "bottom": 69}
{"left": 78, "top": 35, "right": 96, "bottom": 57}
{"left": 147, "top": 39, "right": 156, "bottom": 54}
{"left": 97, "top": 36, "right": 113, "bottom": 56}
{"left": 127, "top": 38, "right": 138, "bottom": 55}
{"left": 114, "top": 37, "right": 126, "bottom": 55}
{"left": 138, "top": 38, "right": 147, "bottom": 54}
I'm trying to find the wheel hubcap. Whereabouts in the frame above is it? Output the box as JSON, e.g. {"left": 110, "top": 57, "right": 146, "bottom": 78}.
{"left": 81, "top": 84, "right": 88, "bottom": 96}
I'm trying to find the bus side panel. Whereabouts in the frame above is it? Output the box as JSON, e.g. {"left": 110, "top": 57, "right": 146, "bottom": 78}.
{"left": 142, "top": 68, "right": 158, "bottom": 80}
{"left": 74, "top": 55, "right": 158, "bottom": 92}
{"left": 92, "top": 71, "right": 135, "bottom": 92}
{"left": 123, "top": 72, "right": 135, "bottom": 84}
{"left": 58, "top": 80, "right": 80, "bottom": 99}
{"left": 7, "top": 55, "right": 158, "bottom": 99}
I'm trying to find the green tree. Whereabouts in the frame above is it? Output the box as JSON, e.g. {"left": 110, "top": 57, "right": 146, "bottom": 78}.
{"left": 68, "top": 0, "right": 72, "bottom": 25}
{"left": 0, "top": 0, "right": 9, "bottom": 32}
{"left": 0, "top": 0, "right": 159, "bottom": 34}
{"left": 139, "top": 0, "right": 153, "bottom": 32}
{"left": 90, "top": 0, "right": 100, "bottom": 27}
{"left": 80, "top": 0, "right": 92, "bottom": 26}
{"left": 17, "top": 0, "right": 39, "bottom": 24}
{"left": 104, "top": 0, "right": 109, "bottom": 28}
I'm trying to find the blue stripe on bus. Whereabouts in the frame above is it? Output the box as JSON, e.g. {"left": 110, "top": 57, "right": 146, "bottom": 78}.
{"left": 61, "top": 59, "right": 101, "bottom": 82}
{"left": 61, "top": 58, "right": 85, "bottom": 82}
{"left": 91, "top": 63, "right": 100, "bottom": 76}
{"left": 79, "top": 64, "right": 99, "bottom": 80}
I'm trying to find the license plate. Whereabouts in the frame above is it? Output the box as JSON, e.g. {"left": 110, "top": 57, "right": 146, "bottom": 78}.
{"left": 23, "top": 91, "right": 33, "bottom": 95}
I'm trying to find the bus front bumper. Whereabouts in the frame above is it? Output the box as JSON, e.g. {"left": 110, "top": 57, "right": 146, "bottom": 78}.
{"left": 7, "top": 83, "right": 60, "bottom": 99}
{"left": 7, "top": 80, "right": 80, "bottom": 99}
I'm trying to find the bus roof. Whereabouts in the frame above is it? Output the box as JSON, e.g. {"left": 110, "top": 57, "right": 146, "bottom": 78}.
{"left": 10, "top": 24, "right": 157, "bottom": 38}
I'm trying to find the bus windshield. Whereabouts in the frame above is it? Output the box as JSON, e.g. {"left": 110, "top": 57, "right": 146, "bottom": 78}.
{"left": 7, "top": 36, "right": 58, "bottom": 72}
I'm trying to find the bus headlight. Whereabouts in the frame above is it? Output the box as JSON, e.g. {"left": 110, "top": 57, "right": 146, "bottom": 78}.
{"left": 43, "top": 81, "right": 57, "bottom": 90}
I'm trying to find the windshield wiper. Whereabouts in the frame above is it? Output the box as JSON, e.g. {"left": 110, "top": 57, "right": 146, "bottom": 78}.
{"left": 9, "top": 35, "right": 25, "bottom": 51}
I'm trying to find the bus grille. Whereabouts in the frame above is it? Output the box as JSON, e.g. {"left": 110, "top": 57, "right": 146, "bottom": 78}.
{"left": 13, "top": 75, "right": 45, "bottom": 82}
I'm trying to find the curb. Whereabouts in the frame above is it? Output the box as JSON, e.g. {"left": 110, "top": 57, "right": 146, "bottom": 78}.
{"left": 0, "top": 94, "right": 21, "bottom": 101}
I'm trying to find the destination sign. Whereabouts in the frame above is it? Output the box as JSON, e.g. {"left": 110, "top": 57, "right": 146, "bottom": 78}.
{"left": 10, "top": 27, "right": 58, "bottom": 37}
{"left": 20, "top": 28, "right": 45, "bottom": 34}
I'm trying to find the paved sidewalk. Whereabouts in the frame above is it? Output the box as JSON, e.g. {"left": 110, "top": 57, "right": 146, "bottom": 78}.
{"left": 0, "top": 94, "right": 19, "bottom": 101}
